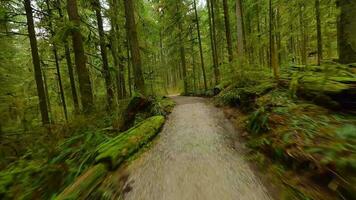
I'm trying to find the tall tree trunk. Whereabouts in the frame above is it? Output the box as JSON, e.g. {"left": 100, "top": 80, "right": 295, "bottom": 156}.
{"left": 315, "top": 0, "right": 323, "bottom": 65}
{"left": 207, "top": 0, "right": 220, "bottom": 85}
{"left": 109, "top": 0, "right": 126, "bottom": 100}
{"left": 126, "top": 40, "right": 132, "bottom": 97}
{"left": 269, "top": 0, "right": 279, "bottom": 79}
{"left": 191, "top": 31, "right": 197, "bottom": 93}
{"left": 63, "top": 44, "right": 79, "bottom": 112}
{"left": 24, "top": 0, "right": 50, "bottom": 125}
{"left": 94, "top": 0, "right": 114, "bottom": 109}
{"left": 236, "top": 0, "right": 245, "bottom": 58}
{"left": 124, "top": 0, "right": 145, "bottom": 95}
{"left": 193, "top": 0, "right": 207, "bottom": 91}
{"left": 299, "top": 3, "right": 307, "bottom": 65}
{"left": 337, "top": 0, "right": 356, "bottom": 64}
{"left": 67, "top": 0, "right": 94, "bottom": 113}
{"left": 222, "top": 0, "right": 233, "bottom": 63}
{"left": 56, "top": 0, "right": 79, "bottom": 113}
{"left": 45, "top": 0, "right": 68, "bottom": 121}
{"left": 178, "top": 9, "right": 188, "bottom": 94}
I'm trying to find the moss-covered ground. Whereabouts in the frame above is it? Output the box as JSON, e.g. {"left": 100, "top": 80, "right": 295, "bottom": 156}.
{"left": 213, "top": 64, "right": 356, "bottom": 199}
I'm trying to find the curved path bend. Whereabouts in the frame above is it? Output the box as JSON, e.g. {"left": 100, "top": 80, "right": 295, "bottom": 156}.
{"left": 120, "top": 96, "right": 272, "bottom": 200}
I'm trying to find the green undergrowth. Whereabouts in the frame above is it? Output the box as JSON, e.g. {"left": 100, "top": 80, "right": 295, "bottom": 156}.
{"left": 55, "top": 116, "right": 165, "bottom": 200}
{"left": 0, "top": 96, "right": 174, "bottom": 200}
{"left": 214, "top": 66, "right": 356, "bottom": 199}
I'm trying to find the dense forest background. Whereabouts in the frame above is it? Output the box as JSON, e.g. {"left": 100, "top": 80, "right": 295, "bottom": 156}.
{"left": 1, "top": 0, "right": 350, "bottom": 128}
{"left": 1, "top": 0, "right": 356, "bottom": 199}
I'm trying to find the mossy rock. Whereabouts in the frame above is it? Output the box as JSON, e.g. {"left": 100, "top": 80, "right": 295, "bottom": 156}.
{"left": 96, "top": 116, "right": 165, "bottom": 169}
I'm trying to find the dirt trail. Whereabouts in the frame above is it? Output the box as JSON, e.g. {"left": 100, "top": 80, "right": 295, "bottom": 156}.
{"left": 120, "top": 96, "right": 272, "bottom": 200}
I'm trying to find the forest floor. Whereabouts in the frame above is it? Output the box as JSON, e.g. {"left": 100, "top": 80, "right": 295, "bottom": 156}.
{"left": 99, "top": 96, "right": 274, "bottom": 200}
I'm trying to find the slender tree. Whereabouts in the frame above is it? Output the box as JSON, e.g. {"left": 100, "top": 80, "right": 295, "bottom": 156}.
{"left": 223, "top": 0, "right": 233, "bottom": 63}
{"left": 193, "top": 0, "right": 207, "bottom": 91}
{"left": 124, "top": 0, "right": 145, "bottom": 95}
{"left": 269, "top": 0, "right": 279, "bottom": 79}
{"left": 315, "top": 0, "right": 323, "bottom": 65}
{"left": 236, "top": 0, "right": 245, "bottom": 58}
{"left": 45, "top": 0, "right": 68, "bottom": 121}
{"left": 24, "top": 0, "right": 50, "bottom": 125}
{"left": 56, "top": 0, "right": 79, "bottom": 113}
{"left": 93, "top": 0, "right": 114, "bottom": 108}
{"left": 207, "top": 0, "right": 220, "bottom": 85}
{"left": 177, "top": 2, "right": 188, "bottom": 94}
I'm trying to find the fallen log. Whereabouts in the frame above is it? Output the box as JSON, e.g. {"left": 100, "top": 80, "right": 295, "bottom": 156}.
{"left": 55, "top": 164, "right": 107, "bottom": 200}
{"left": 55, "top": 116, "right": 165, "bottom": 199}
{"left": 282, "top": 64, "right": 356, "bottom": 111}
{"left": 96, "top": 115, "right": 165, "bottom": 169}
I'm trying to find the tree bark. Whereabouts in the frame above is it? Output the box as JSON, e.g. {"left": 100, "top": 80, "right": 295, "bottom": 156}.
{"left": 337, "top": 0, "right": 356, "bottom": 64}
{"left": 94, "top": 0, "right": 114, "bottom": 108}
{"left": 177, "top": 2, "right": 188, "bottom": 94}
{"left": 193, "top": 0, "right": 207, "bottom": 91}
{"left": 236, "top": 0, "right": 245, "bottom": 58}
{"left": 124, "top": 0, "right": 145, "bottom": 95}
{"left": 222, "top": 0, "right": 233, "bottom": 63}
{"left": 299, "top": 3, "right": 307, "bottom": 65}
{"left": 24, "top": 0, "right": 50, "bottom": 125}
{"left": 269, "top": 0, "right": 279, "bottom": 79}
{"left": 67, "top": 0, "right": 94, "bottom": 113}
{"left": 315, "top": 0, "right": 323, "bottom": 65}
{"left": 207, "top": 0, "right": 220, "bottom": 85}
{"left": 56, "top": 0, "right": 79, "bottom": 113}
{"left": 45, "top": 0, "right": 68, "bottom": 121}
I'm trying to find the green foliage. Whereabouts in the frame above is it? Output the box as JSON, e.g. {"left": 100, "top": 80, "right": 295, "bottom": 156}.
{"left": 149, "top": 96, "right": 176, "bottom": 116}
{"left": 0, "top": 120, "right": 111, "bottom": 199}
{"left": 247, "top": 107, "right": 270, "bottom": 134}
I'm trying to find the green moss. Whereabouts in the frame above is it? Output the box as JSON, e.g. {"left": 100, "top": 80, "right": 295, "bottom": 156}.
{"left": 55, "top": 164, "right": 107, "bottom": 200}
{"left": 95, "top": 116, "right": 165, "bottom": 169}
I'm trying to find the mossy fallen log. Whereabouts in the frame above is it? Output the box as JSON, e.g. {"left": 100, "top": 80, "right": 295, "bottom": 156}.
{"left": 56, "top": 116, "right": 165, "bottom": 199}
{"left": 283, "top": 63, "right": 356, "bottom": 111}
{"left": 96, "top": 116, "right": 165, "bottom": 169}
{"left": 55, "top": 164, "right": 107, "bottom": 200}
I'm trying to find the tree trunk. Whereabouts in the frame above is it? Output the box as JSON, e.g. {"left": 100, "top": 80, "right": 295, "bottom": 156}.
{"left": 299, "top": 3, "right": 307, "bottom": 65}
{"left": 236, "top": 0, "right": 245, "bottom": 58}
{"left": 56, "top": 0, "right": 79, "bottom": 113}
{"left": 193, "top": 0, "right": 207, "bottom": 91}
{"left": 64, "top": 44, "right": 79, "bottom": 112}
{"left": 315, "top": 0, "right": 323, "bottom": 65}
{"left": 269, "top": 0, "right": 279, "bottom": 79}
{"left": 67, "top": 0, "right": 94, "bottom": 113}
{"left": 45, "top": 0, "right": 68, "bottom": 121}
{"left": 127, "top": 40, "right": 132, "bottom": 97}
{"left": 222, "top": 0, "right": 233, "bottom": 63}
{"left": 337, "top": 0, "right": 356, "bottom": 64}
{"left": 207, "top": 0, "right": 220, "bottom": 85}
{"left": 124, "top": 0, "right": 145, "bottom": 95}
{"left": 94, "top": 0, "right": 114, "bottom": 109}
{"left": 178, "top": 18, "right": 188, "bottom": 94}
{"left": 24, "top": 0, "right": 50, "bottom": 125}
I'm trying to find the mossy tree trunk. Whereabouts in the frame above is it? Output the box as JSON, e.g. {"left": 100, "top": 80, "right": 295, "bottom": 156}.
{"left": 193, "top": 0, "right": 208, "bottom": 91}
{"left": 94, "top": 0, "right": 114, "bottom": 109}
{"left": 67, "top": 0, "right": 94, "bottom": 113}
{"left": 315, "top": 0, "right": 323, "bottom": 65}
{"left": 124, "top": 0, "right": 145, "bottom": 95}
{"left": 223, "top": 0, "right": 233, "bottom": 63}
{"left": 337, "top": 0, "right": 356, "bottom": 64}
{"left": 24, "top": 0, "right": 50, "bottom": 125}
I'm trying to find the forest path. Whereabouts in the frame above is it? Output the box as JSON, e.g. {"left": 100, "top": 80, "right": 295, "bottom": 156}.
{"left": 118, "top": 96, "right": 272, "bottom": 200}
